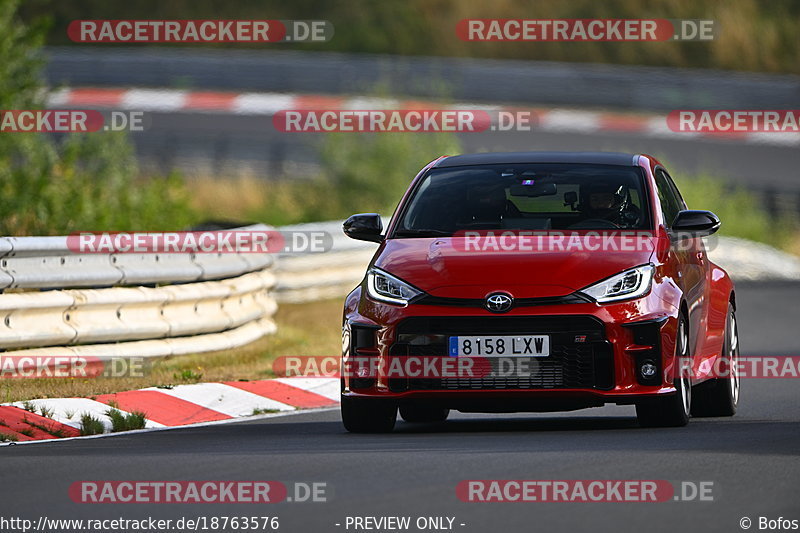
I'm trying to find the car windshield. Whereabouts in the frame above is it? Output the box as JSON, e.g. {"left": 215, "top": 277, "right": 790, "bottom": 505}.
{"left": 394, "top": 163, "right": 651, "bottom": 236}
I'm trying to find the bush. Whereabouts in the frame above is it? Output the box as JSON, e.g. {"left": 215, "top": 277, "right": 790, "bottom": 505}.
{"left": 0, "top": 131, "right": 196, "bottom": 235}
{"left": 105, "top": 408, "right": 148, "bottom": 432}
{"left": 248, "top": 131, "right": 461, "bottom": 225}
{"left": 320, "top": 131, "right": 461, "bottom": 215}
{"left": 0, "top": 0, "right": 197, "bottom": 236}
{"left": 79, "top": 413, "right": 105, "bottom": 436}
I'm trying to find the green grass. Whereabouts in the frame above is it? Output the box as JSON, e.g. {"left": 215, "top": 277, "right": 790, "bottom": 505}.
{"left": 79, "top": 414, "right": 105, "bottom": 436}
{"left": 105, "top": 408, "right": 148, "bottom": 432}
{"left": 674, "top": 174, "right": 797, "bottom": 250}
{"left": 251, "top": 408, "right": 281, "bottom": 416}
{"left": 210, "top": 130, "right": 461, "bottom": 226}
{"left": 24, "top": 418, "right": 67, "bottom": 438}
{"left": 1, "top": 298, "right": 343, "bottom": 403}
{"left": 0, "top": 432, "right": 19, "bottom": 442}
{"left": 173, "top": 369, "right": 204, "bottom": 383}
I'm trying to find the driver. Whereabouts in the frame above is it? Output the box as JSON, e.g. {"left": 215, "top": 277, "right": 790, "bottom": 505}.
{"left": 581, "top": 182, "right": 641, "bottom": 227}
{"left": 463, "top": 184, "right": 520, "bottom": 224}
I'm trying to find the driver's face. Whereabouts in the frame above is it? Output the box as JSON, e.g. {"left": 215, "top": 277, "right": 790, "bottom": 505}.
{"left": 589, "top": 192, "right": 614, "bottom": 210}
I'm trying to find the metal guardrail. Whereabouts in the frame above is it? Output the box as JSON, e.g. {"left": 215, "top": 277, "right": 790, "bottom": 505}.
{"left": 0, "top": 224, "right": 273, "bottom": 290}
{"left": 45, "top": 47, "right": 800, "bottom": 111}
{"left": 0, "top": 225, "right": 278, "bottom": 359}
{"left": 273, "top": 220, "right": 378, "bottom": 303}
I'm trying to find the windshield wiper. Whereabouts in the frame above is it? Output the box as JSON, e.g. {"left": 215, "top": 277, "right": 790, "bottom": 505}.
{"left": 393, "top": 228, "right": 453, "bottom": 238}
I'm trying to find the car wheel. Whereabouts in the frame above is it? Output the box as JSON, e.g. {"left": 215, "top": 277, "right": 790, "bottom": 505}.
{"left": 636, "top": 314, "right": 691, "bottom": 428}
{"left": 691, "top": 303, "right": 739, "bottom": 417}
{"left": 341, "top": 396, "right": 397, "bottom": 433}
{"left": 399, "top": 405, "right": 450, "bottom": 423}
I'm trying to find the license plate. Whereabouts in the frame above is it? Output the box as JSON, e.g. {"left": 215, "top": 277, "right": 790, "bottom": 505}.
{"left": 448, "top": 335, "right": 550, "bottom": 357}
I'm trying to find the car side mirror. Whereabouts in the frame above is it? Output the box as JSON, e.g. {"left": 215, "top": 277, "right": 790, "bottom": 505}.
{"left": 343, "top": 213, "right": 384, "bottom": 243}
{"left": 670, "top": 210, "right": 721, "bottom": 239}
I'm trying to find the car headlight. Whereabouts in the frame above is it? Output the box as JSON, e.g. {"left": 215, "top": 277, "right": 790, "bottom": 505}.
{"left": 580, "top": 264, "right": 655, "bottom": 303}
{"left": 366, "top": 268, "right": 423, "bottom": 306}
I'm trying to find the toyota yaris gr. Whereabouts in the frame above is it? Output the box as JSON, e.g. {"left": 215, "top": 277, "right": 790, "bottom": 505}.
{"left": 340, "top": 152, "right": 740, "bottom": 432}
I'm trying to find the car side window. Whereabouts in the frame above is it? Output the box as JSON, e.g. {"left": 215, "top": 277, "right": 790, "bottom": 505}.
{"left": 654, "top": 169, "right": 683, "bottom": 227}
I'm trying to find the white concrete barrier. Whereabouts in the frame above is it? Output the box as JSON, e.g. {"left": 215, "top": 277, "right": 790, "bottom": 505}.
{"left": 0, "top": 226, "right": 279, "bottom": 357}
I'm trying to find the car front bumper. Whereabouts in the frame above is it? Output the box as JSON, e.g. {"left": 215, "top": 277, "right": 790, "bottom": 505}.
{"left": 342, "top": 285, "right": 682, "bottom": 411}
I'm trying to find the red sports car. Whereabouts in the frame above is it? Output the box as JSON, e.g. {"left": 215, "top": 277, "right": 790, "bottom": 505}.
{"left": 340, "top": 152, "right": 740, "bottom": 432}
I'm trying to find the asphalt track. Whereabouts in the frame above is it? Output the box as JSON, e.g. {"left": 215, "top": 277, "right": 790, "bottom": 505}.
{"left": 136, "top": 111, "right": 800, "bottom": 196}
{"left": 1, "top": 281, "right": 798, "bottom": 532}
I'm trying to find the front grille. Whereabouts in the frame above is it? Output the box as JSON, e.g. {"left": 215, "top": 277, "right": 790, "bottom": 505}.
{"left": 413, "top": 293, "right": 591, "bottom": 309}
{"left": 389, "top": 316, "right": 614, "bottom": 391}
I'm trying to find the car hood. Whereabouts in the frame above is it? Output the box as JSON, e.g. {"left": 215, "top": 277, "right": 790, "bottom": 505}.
{"left": 373, "top": 236, "right": 656, "bottom": 299}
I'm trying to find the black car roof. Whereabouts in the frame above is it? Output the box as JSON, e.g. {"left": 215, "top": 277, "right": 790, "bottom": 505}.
{"left": 434, "top": 151, "right": 639, "bottom": 168}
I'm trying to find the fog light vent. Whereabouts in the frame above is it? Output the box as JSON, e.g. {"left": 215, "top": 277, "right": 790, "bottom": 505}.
{"left": 640, "top": 360, "right": 658, "bottom": 379}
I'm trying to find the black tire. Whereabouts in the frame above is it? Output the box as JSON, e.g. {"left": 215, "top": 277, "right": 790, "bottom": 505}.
{"left": 691, "top": 303, "right": 739, "bottom": 417}
{"left": 636, "top": 314, "right": 691, "bottom": 428}
{"left": 341, "top": 396, "right": 397, "bottom": 433}
{"left": 399, "top": 405, "right": 450, "bottom": 423}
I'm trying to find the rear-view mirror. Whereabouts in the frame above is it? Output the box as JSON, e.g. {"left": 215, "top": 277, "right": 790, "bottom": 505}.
{"left": 509, "top": 182, "right": 557, "bottom": 197}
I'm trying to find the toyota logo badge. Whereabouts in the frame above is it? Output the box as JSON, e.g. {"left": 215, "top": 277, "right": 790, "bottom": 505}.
{"left": 485, "top": 293, "right": 513, "bottom": 313}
